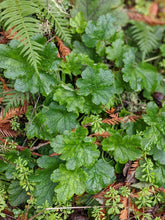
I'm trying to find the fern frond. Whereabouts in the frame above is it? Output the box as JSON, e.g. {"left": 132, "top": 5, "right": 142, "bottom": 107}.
{"left": 2, "top": 90, "right": 29, "bottom": 117}
{"left": 0, "top": 0, "right": 43, "bottom": 72}
{"left": 35, "top": 0, "right": 71, "bottom": 44}
{"left": 130, "top": 21, "right": 159, "bottom": 60}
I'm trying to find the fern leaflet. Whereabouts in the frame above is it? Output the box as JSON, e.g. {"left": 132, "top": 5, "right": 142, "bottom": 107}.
{"left": 130, "top": 21, "right": 159, "bottom": 60}
{"left": 2, "top": 90, "right": 29, "bottom": 117}
{"left": 35, "top": 0, "right": 71, "bottom": 44}
{"left": 0, "top": 0, "right": 43, "bottom": 73}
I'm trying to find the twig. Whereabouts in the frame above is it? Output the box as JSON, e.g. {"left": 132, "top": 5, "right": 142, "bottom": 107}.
{"left": 24, "top": 195, "right": 33, "bottom": 220}
{"left": 144, "top": 55, "right": 161, "bottom": 62}
{"left": 29, "top": 206, "right": 111, "bottom": 220}
{"left": 127, "top": 9, "right": 165, "bottom": 25}
{"left": 46, "top": 35, "right": 56, "bottom": 44}
{"left": 24, "top": 96, "right": 40, "bottom": 140}
{"left": 0, "top": 155, "right": 15, "bottom": 166}
{"left": 15, "top": 145, "right": 43, "bottom": 156}
{"left": 47, "top": 0, "right": 49, "bottom": 12}
{"left": 127, "top": 196, "right": 130, "bottom": 220}
{"left": 2, "top": 213, "right": 16, "bottom": 220}
{"left": 30, "top": 141, "right": 50, "bottom": 151}
{"left": 82, "top": 123, "right": 92, "bottom": 127}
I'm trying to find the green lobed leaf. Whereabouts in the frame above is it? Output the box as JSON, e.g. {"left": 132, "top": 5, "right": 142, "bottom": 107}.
{"left": 38, "top": 41, "right": 61, "bottom": 73}
{"left": 71, "top": 0, "right": 122, "bottom": 21}
{"left": 70, "top": 12, "right": 87, "bottom": 34}
{"left": 42, "top": 102, "right": 78, "bottom": 135}
{"left": 142, "top": 127, "right": 165, "bottom": 151}
{"left": 96, "top": 40, "right": 106, "bottom": 56}
{"left": 14, "top": 72, "right": 58, "bottom": 96}
{"left": 106, "top": 39, "right": 124, "bottom": 67}
{"left": 151, "top": 147, "right": 165, "bottom": 165}
{"left": 51, "top": 164, "right": 88, "bottom": 202}
{"left": 72, "top": 40, "right": 102, "bottom": 62}
{"left": 87, "top": 16, "right": 117, "bottom": 46}
{"left": 26, "top": 112, "right": 49, "bottom": 140}
{"left": 8, "top": 180, "right": 29, "bottom": 206}
{"left": 26, "top": 102, "right": 78, "bottom": 139}
{"left": 53, "top": 84, "right": 85, "bottom": 114}
{"left": 102, "top": 133, "right": 142, "bottom": 163}
{"left": 0, "top": 36, "right": 60, "bottom": 95}
{"left": 50, "top": 126, "right": 100, "bottom": 170}
{"left": 85, "top": 159, "right": 115, "bottom": 194}
{"left": 145, "top": 102, "right": 159, "bottom": 118}
{"left": 122, "top": 47, "right": 136, "bottom": 69}
{"left": 0, "top": 160, "right": 11, "bottom": 173}
{"left": 82, "top": 96, "right": 103, "bottom": 114}
{"left": 37, "top": 155, "right": 61, "bottom": 169}
{"left": 154, "top": 165, "right": 165, "bottom": 187}
{"left": 53, "top": 84, "right": 105, "bottom": 114}
{"left": 0, "top": 40, "right": 33, "bottom": 79}
{"left": 14, "top": 74, "right": 39, "bottom": 94}
{"left": 30, "top": 156, "right": 62, "bottom": 206}
{"left": 142, "top": 102, "right": 165, "bottom": 151}
{"left": 122, "top": 51, "right": 162, "bottom": 94}
{"left": 61, "top": 51, "right": 94, "bottom": 76}
{"left": 76, "top": 66, "right": 115, "bottom": 105}
{"left": 82, "top": 14, "right": 117, "bottom": 49}
{"left": 160, "top": 43, "right": 165, "bottom": 56}
{"left": 39, "top": 73, "right": 57, "bottom": 96}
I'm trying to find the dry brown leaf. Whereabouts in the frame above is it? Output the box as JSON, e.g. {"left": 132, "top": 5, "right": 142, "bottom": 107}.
{"left": 0, "top": 97, "right": 3, "bottom": 103}
{"left": 0, "top": 128, "right": 17, "bottom": 137}
{"left": 149, "top": 2, "right": 159, "bottom": 18}
{"left": 102, "top": 117, "right": 122, "bottom": 125}
{"left": 102, "top": 112, "right": 123, "bottom": 125}
{"left": 102, "top": 110, "right": 141, "bottom": 126}
{"left": 125, "top": 159, "right": 140, "bottom": 186}
{"left": 1, "top": 209, "right": 14, "bottom": 217}
{"left": 0, "top": 76, "right": 9, "bottom": 91}
{"left": 123, "top": 161, "right": 132, "bottom": 177}
{"left": 158, "top": 187, "right": 165, "bottom": 194}
{"left": 89, "top": 132, "right": 110, "bottom": 138}
{"left": 0, "top": 37, "right": 9, "bottom": 44}
{"left": 56, "top": 36, "right": 71, "bottom": 58}
{"left": 57, "top": 51, "right": 61, "bottom": 58}
{"left": 122, "top": 115, "right": 141, "bottom": 123}
{"left": 119, "top": 197, "right": 128, "bottom": 220}
{"left": 3, "top": 27, "right": 20, "bottom": 40}
{"left": 0, "top": 103, "right": 28, "bottom": 121}
{"left": 0, "top": 102, "right": 28, "bottom": 137}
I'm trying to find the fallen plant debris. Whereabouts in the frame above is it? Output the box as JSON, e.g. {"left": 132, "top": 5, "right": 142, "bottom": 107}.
{"left": 56, "top": 36, "right": 71, "bottom": 58}
{"left": 127, "top": 9, "right": 165, "bottom": 25}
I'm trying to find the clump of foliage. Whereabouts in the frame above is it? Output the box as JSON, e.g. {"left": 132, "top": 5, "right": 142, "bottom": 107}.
{"left": 0, "top": 0, "right": 165, "bottom": 219}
